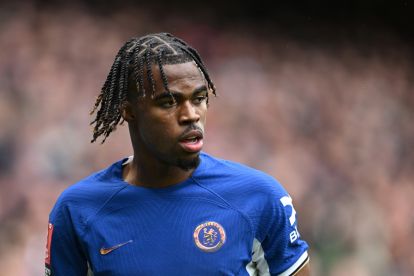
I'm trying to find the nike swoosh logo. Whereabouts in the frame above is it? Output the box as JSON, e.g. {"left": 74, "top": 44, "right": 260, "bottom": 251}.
{"left": 100, "top": 240, "right": 133, "bottom": 255}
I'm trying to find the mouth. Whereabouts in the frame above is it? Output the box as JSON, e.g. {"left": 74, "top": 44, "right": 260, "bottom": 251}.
{"left": 178, "top": 130, "right": 204, "bottom": 153}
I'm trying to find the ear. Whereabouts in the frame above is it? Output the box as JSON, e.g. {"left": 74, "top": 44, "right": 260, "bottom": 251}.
{"left": 120, "top": 101, "right": 136, "bottom": 122}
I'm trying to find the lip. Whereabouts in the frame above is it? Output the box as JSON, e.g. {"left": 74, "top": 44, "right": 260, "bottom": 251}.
{"left": 179, "top": 138, "right": 204, "bottom": 153}
{"left": 179, "top": 129, "right": 204, "bottom": 141}
{"left": 178, "top": 129, "right": 204, "bottom": 153}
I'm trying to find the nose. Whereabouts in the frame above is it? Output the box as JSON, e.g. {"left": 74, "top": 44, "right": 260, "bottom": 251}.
{"left": 178, "top": 101, "right": 200, "bottom": 125}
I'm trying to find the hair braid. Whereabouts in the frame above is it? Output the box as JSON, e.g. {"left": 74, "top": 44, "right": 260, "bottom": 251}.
{"left": 100, "top": 57, "right": 120, "bottom": 137}
{"left": 174, "top": 41, "right": 216, "bottom": 94}
{"left": 89, "top": 57, "right": 116, "bottom": 124}
{"left": 138, "top": 48, "right": 146, "bottom": 97}
{"left": 156, "top": 49, "right": 170, "bottom": 94}
{"left": 145, "top": 49, "right": 156, "bottom": 97}
{"left": 110, "top": 50, "right": 130, "bottom": 128}
{"left": 169, "top": 36, "right": 216, "bottom": 94}
{"left": 132, "top": 47, "right": 143, "bottom": 97}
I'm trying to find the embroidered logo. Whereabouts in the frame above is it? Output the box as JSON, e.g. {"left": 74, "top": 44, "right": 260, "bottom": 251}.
{"left": 100, "top": 240, "right": 133, "bottom": 255}
{"left": 193, "top": 221, "right": 226, "bottom": 252}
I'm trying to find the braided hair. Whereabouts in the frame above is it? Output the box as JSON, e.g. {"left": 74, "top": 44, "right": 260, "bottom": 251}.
{"left": 90, "top": 32, "right": 216, "bottom": 143}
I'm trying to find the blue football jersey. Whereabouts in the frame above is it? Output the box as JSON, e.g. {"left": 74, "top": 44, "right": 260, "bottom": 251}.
{"left": 46, "top": 153, "right": 309, "bottom": 275}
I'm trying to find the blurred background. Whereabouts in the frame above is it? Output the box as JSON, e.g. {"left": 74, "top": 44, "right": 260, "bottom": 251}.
{"left": 0, "top": 0, "right": 413, "bottom": 275}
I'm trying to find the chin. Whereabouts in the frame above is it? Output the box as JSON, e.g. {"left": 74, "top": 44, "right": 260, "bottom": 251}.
{"left": 176, "top": 155, "right": 201, "bottom": 171}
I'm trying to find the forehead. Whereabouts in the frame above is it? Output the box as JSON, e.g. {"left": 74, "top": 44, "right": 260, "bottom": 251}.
{"left": 150, "top": 61, "right": 205, "bottom": 94}
{"left": 161, "top": 61, "right": 201, "bottom": 77}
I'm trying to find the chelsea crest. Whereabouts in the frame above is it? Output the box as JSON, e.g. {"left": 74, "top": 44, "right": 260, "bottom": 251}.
{"left": 193, "top": 221, "right": 226, "bottom": 252}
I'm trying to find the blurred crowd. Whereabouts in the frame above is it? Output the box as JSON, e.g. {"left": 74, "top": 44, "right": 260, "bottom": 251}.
{"left": 0, "top": 3, "right": 413, "bottom": 275}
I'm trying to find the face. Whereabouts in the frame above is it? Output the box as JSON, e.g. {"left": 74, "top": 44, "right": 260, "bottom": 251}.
{"left": 123, "top": 61, "right": 209, "bottom": 170}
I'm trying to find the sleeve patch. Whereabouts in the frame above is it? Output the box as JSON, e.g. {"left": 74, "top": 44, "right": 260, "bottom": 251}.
{"left": 280, "top": 195, "right": 301, "bottom": 243}
{"left": 45, "top": 223, "right": 54, "bottom": 266}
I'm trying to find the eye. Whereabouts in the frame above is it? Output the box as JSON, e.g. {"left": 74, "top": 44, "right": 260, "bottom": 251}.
{"left": 193, "top": 94, "right": 207, "bottom": 105}
{"left": 159, "top": 98, "right": 177, "bottom": 108}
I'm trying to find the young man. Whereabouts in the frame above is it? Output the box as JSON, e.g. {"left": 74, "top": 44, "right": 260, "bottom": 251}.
{"left": 46, "top": 33, "right": 310, "bottom": 275}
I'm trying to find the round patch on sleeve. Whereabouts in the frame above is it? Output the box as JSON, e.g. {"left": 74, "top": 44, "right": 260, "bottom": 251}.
{"left": 193, "top": 221, "right": 226, "bottom": 252}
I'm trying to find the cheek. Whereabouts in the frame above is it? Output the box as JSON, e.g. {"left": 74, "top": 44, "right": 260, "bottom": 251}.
{"left": 138, "top": 113, "right": 177, "bottom": 143}
{"left": 199, "top": 106, "right": 208, "bottom": 125}
{"left": 200, "top": 114, "right": 207, "bottom": 127}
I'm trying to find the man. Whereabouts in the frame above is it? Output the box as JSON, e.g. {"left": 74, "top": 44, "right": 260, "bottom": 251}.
{"left": 46, "top": 33, "right": 310, "bottom": 275}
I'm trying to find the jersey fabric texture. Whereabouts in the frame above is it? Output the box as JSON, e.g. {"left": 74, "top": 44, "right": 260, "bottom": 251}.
{"left": 47, "top": 152, "right": 309, "bottom": 275}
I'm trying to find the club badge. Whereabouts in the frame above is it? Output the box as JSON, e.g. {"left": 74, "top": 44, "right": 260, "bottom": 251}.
{"left": 193, "top": 221, "right": 226, "bottom": 252}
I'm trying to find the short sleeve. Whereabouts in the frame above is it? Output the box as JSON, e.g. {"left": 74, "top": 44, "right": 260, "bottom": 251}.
{"left": 253, "top": 185, "right": 309, "bottom": 276}
{"left": 45, "top": 202, "right": 88, "bottom": 276}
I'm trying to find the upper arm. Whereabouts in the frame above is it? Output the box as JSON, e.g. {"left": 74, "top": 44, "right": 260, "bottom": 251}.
{"left": 46, "top": 203, "right": 88, "bottom": 276}
{"left": 253, "top": 181, "right": 309, "bottom": 276}
{"left": 293, "top": 261, "right": 310, "bottom": 276}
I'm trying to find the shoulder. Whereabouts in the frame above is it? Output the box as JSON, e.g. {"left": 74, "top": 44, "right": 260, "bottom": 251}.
{"left": 49, "top": 159, "right": 126, "bottom": 224}
{"left": 196, "top": 153, "right": 291, "bottom": 224}
{"left": 54, "top": 162, "right": 119, "bottom": 204}
{"left": 198, "top": 152, "right": 288, "bottom": 198}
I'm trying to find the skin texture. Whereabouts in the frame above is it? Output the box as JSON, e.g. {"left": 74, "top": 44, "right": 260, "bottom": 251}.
{"left": 121, "top": 61, "right": 209, "bottom": 188}
{"left": 295, "top": 262, "right": 310, "bottom": 276}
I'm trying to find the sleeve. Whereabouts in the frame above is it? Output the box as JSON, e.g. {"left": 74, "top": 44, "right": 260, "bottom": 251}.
{"left": 253, "top": 184, "right": 309, "bottom": 276}
{"left": 45, "top": 202, "right": 88, "bottom": 276}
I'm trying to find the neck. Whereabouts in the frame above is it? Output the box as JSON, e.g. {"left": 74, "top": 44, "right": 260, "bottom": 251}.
{"left": 122, "top": 154, "right": 196, "bottom": 188}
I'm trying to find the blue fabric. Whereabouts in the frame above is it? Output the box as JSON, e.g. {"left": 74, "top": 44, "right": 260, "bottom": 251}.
{"left": 48, "top": 152, "right": 308, "bottom": 275}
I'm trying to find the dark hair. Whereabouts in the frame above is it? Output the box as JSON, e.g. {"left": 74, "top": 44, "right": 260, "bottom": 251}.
{"left": 90, "top": 32, "right": 216, "bottom": 143}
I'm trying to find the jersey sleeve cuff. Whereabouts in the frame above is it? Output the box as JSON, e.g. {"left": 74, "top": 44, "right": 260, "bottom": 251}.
{"left": 278, "top": 251, "right": 309, "bottom": 276}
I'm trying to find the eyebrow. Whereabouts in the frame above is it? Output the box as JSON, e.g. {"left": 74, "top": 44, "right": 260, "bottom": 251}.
{"left": 153, "top": 85, "right": 208, "bottom": 101}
